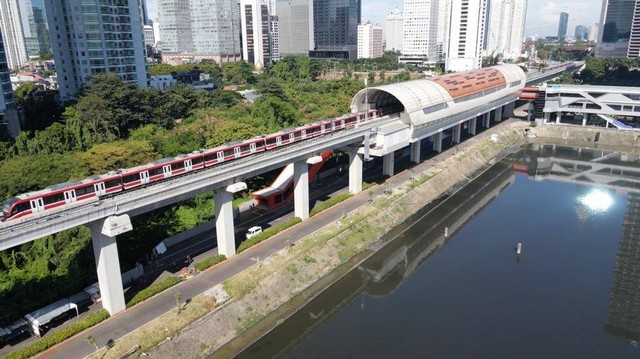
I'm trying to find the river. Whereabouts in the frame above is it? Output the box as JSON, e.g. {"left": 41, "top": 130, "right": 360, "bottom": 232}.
{"left": 235, "top": 143, "right": 640, "bottom": 358}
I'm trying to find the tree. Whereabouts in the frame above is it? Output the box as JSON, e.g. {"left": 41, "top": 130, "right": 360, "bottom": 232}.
{"left": 85, "top": 335, "right": 99, "bottom": 352}
{"left": 223, "top": 61, "right": 256, "bottom": 84}
{"left": 14, "top": 84, "right": 62, "bottom": 131}
{"left": 74, "top": 94, "right": 119, "bottom": 144}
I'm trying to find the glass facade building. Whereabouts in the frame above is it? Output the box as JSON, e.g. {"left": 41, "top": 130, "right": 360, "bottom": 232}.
{"left": 311, "top": 0, "right": 360, "bottom": 59}
{"left": 596, "top": 0, "right": 637, "bottom": 57}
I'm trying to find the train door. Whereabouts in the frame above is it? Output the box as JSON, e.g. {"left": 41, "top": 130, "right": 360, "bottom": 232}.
{"left": 185, "top": 159, "right": 193, "bottom": 171}
{"left": 331, "top": 122, "right": 336, "bottom": 132}
{"left": 217, "top": 151, "right": 224, "bottom": 163}
{"left": 289, "top": 133, "right": 295, "bottom": 142}
{"left": 140, "top": 171, "right": 150, "bottom": 184}
{"left": 94, "top": 182, "right": 106, "bottom": 196}
{"left": 234, "top": 147, "right": 241, "bottom": 158}
{"left": 163, "top": 165, "right": 172, "bottom": 178}
{"left": 30, "top": 198, "right": 44, "bottom": 213}
{"left": 63, "top": 190, "right": 77, "bottom": 204}
{"left": 250, "top": 143, "right": 256, "bottom": 153}
{"left": 276, "top": 136, "right": 282, "bottom": 146}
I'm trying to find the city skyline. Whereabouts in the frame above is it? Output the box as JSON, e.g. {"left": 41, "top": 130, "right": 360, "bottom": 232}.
{"left": 147, "top": 0, "right": 602, "bottom": 39}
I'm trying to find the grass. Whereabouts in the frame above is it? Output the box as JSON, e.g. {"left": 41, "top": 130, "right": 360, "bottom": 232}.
{"left": 309, "top": 193, "right": 353, "bottom": 217}
{"left": 194, "top": 255, "right": 226, "bottom": 272}
{"left": 237, "top": 217, "right": 302, "bottom": 253}
{"left": 127, "top": 276, "right": 181, "bottom": 308}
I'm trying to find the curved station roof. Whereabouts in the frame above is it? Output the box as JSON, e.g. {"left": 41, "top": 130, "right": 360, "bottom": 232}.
{"left": 351, "top": 64, "right": 526, "bottom": 126}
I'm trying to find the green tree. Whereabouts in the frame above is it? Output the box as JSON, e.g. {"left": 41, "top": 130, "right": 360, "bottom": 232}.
{"left": 223, "top": 61, "right": 256, "bottom": 84}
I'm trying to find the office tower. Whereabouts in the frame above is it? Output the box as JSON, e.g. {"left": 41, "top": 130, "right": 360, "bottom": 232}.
{"left": 437, "top": 0, "right": 451, "bottom": 59}
{"left": 446, "top": 0, "right": 488, "bottom": 72}
{"left": 485, "top": 0, "right": 527, "bottom": 59}
{"left": 240, "top": 0, "right": 271, "bottom": 67}
{"left": 144, "top": 24, "right": 156, "bottom": 48}
{"left": 0, "top": 0, "right": 29, "bottom": 70}
{"left": 276, "top": 0, "right": 313, "bottom": 55}
{"left": 575, "top": 25, "right": 588, "bottom": 41}
{"left": 159, "top": 0, "right": 193, "bottom": 53}
{"left": 311, "top": 0, "right": 361, "bottom": 59}
{"left": 628, "top": 1, "right": 640, "bottom": 56}
{"left": 190, "top": 0, "right": 241, "bottom": 61}
{"left": 557, "top": 12, "right": 568, "bottom": 41}
{"left": 45, "top": 0, "right": 148, "bottom": 101}
{"left": 141, "top": 0, "right": 150, "bottom": 25}
{"left": 357, "top": 22, "right": 383, "bottom": 58}
{"left": 588, "top": 22, "right": 599, "bottom": 42}
{"left": 270, "top": 15, "right": 280, "bottom": 61}
{"left": 0, "top": 30, "right": 20, "bottom": 138}
{"left": 21, "top": 0, "right": 52, "bottom": 58}
{"left": 386, "top": 8, "right": 403, "bottom": 52}
{"left": 402, "top": 0, "right": 439, "bottom": 61}
{"left": 596, "top": 0, "right": 637, "bottom": 57}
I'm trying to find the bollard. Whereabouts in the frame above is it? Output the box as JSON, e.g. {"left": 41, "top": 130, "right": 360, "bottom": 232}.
{"left": 516, "top": 242, "right": 522, "bottom": 255}
{"left": 444, "top": 227, "right": 449, "bottom": 237}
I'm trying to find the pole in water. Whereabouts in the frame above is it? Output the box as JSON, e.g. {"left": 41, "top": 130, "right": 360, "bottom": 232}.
{"left": 444, "top": 227, "right": 449, "bottom": 237}
{"left": 516, "top": 242, "right": 522, "bottom": 255}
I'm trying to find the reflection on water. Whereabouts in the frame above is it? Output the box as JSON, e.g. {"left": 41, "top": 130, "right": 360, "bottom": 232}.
{"left": 235, "top": 144, "right": 640, "bottom": 358}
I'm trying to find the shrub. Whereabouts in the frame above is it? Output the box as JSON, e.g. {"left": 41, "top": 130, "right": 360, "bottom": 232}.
{"left": 362, "top": 182, "right": 376, "bottom": 191}
{"left": 309, "top": 193, "right": 353, "bottom": 217}
{"left": 194, "top": 255, "right": 226, "bottom": 271}
{"left": 237, "top": 217, "right": 302, "bottom": 253}
{"left": 126, "top": 276, "right": 181, "bottom": 308}
{"left": 6, "top": 309, "right": 110, "bottom": 359}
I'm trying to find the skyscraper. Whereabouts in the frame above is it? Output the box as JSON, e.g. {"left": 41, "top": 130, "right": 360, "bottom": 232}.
{"left": 485, "top": 0, "right": 527, "bottom": 60}
{"left": 437, "top": 0, "right": 451, "bottom": 60}
{"left": 0, "top": 0, "right": 29, "bottom": 70}
{"left": 0, "top": 29, "right": 20, "bottom": 138}
{"left": 446, "top": 0, "right": 488, "bottom": 72}
{"left": 240, "top": 0, "right": 271, "bottom": 67}
{"left": 45, "top": 0, "right": 148, "bottom": 100}
{"left": 588, "top": 22, "right": 599, "bottom": 42}
{"left": 402, "top": 0, "right": 439, "bottom": 61}
{"left": 311, "top": 0, "right": 361, "bottom": 59}
{"left": 276, "top": 0, "right": 313, "bottom": 56}
{"left": 159, "top": 0, "right": 193, "bottom": 53}
{"left": 357, "top": 22, "right": 383, "bottom": 59}
{"left": 557, "top": 12, "right": 568, "bottom": 41}
{"left": 628, "top": 0, "right": 640, "bottom": 56}
{"left": 270, "top": 15, "right": 280, "bottom": 61}
{"left": 385, "top": 8, "right": 403, "bottom": 53}
{"left": 21, "top": 0, "right": 52, "bottom": 58}
{"left": 596, "top": 0, "right": 637, "bottom": 57}
{"left": 575, "top": 25, "right": 588, "bottom": 41}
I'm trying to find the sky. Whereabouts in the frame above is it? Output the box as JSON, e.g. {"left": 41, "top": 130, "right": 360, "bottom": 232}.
{"left": 145, "top": 0, "right": 603, "bottom": 39}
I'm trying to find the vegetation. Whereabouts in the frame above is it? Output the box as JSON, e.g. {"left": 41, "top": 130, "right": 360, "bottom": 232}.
{"left": 552, "top": 57, "right": 640, "bottom": 86}
{"left": 309, "top": 193, "right": 354, "bottom": 217}
{"left": 237, "top": 217, "right": 303, "bottom": 253}
{"left": 5, "top": 309, "right": 110, "bottom": 359}
{"left": 193, "top": 255, "right": 227, "bottom": 272}
{"left": 126, "top": 276, "right": 181, "bottom": 308}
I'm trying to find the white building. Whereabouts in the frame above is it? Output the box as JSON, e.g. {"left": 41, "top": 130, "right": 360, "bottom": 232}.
{"left": 143, "top": 24, "right": 156, "bottom": 48}
{"left": 190, "top": 0, "right": 241, "bottom": 59}
{"left": 402, "top": 0, "right": 439, "bottom": 61}
{"left": 485, "top": 0, "right": 527, "bottom": 60}
{"left": 588, "top": 22, "right": 599, "bottom": 42}
{"left": 357, "top": 22, "right": 383, "bottom": 58}
{"left": 151, "top": 17, "right": 161, "bottom": 44}
{"left": 276, "top": 0, "right": 313, "bottom": 56}
{"left": 45, "top": 0, "right": 148, "bottom": 100}
{"left": 240, "top": 0, "right": 271, "bottom": 67}
{"left": 385, "top": 8, "right": 403, "bottom": 52}
{"left": 446, "top": 0, "right": 488, "bottom": 72}
{"left": 150, "top": 75, "right": 177, "bottom": 90}
{"left": 437, "top": 0, "right": 451, "bottom": 60}
{"left": 0, "top": 0, "right": 29, "bottom": 70}
{"left": 159, "top": 0, "right": 193, "bottom": 53}
{"left": 271, "top": 16, "right": 280, "bottom": 61}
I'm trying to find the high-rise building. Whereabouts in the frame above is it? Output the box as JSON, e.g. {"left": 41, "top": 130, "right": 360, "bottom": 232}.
{"left": 446, "top": 0, "right": 488, "bottom": 72}
{"left": 485, "top": 0, "right": 527, "bottom": 60}
{"left": 588, "top": 22, "right": 599, "bottom": 42}
{"left": 276, "top": 0, "right": 313, "bottom": 56}
{"left": 311, "top": 0, "right": 361, "bottom": 59}
{"left": 437, "top": 0, "right": 451, "bottom": 60}
{"left": 557, "top": 12, "right": 568, "bottom": 41}
{"left": 144, "top": 24, "right": 156, "bottom": 48}
{"left": 158, "top": 0, "right": 193, "bottom": 53}
{"left": 190, "top": 0, "right": 241, "bottom": 60}
{"left": 628, "top": 1, "right": 640, "bottom": 56}
{"left": 385, "top": 8, "right": 403, "bottom": 52}
{"left": 152, "top": 17, "right": 161, "bottom": 44}
{"left": 357, "top": 22, "right": 383, "bottom": 58}
{"left": 21, "top": 0, "right": 52, "bottom": 58}
{"left": 141, "top": 0, "right": 150, "bottom": 25}
{"left": 0, "top": 0, "right": 29, "bottom": 70}
{"left": 402, "top": 0, "right": 439, "bottom": 61}
{"left": 0, "top": 29, "right": 20, "bottom": 138}
{"left": 45, "top": 0, "right": 148, "bottom": 100}
{"left": 575, "top": 25, "right": 588, "bottom": 41}
{"left": 240, "top": 0, "right": 271, "bottom": 67}
{"left": 596, "top": 0, "right": 637, "bottom": 57}
{"left": 270, "top": 15, "right": 280, "bottom": 61}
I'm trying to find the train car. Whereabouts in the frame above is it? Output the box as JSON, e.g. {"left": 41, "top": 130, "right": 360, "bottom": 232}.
{"left": 120, "top": 152, "right": 206, "bottom": 190}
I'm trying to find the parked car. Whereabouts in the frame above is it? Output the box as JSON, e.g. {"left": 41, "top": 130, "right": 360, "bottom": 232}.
{"left": 246, "top": 226, "right": 263, "bottom": 239}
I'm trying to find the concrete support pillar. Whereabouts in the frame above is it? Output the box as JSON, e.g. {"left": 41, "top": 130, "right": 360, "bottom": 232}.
{"left": 503, "top": 102, "right": 515, "bottom": 118}
{"left": 556, "top": 112, "right": 562, "bottom": 124}
{"left": 469, "top": 118, "right": 477, "bottom": 135}
{"left": 495, "top": 107, "right": 503, "bottom": 122}
{"left": 433, "top": 132, "right": 443, "bottom": 153}
{"left": 90, "top": 219, "right": 126, "bottom": 315}
{"left": 582, "top": 117, "right": 587, "bottom": 126}
{"left": 348, "top": 146, "right": 363, "bottom": 194}
{"left": 452, "top": 123, "right": 461, "bottom": 144}
{"left": 383, "top": 152, "right": 394, "bottom": 177}
{"left": 544, "top": 112, "right": 550, "bottom": 124}
{"left": 293, "top": 160, "right": 310, "bottom": 220}
{"left": 410, "top": 140, "right": 421, "bottom": 163}
{"left": 482, "top": 112, "right": 490, "bottom": 128}
{"left": 214, "top": 189, "right": 235, "bottom": 257}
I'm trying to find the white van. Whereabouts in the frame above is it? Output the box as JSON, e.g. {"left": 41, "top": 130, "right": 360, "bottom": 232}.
{"left": 246, "top": 226, "right": 263, "bottom": 239}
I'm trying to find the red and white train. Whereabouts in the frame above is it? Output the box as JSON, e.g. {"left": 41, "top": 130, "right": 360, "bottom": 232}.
{"left": 1, "top": 110, "right": 379, "bottom": 221}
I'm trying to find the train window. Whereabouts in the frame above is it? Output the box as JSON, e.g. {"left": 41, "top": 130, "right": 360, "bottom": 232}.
{"left": 224, "top": 149, "right": 235, "bottom": 156}
{"left": 148, "top": 167, "right": 164, "bottom": 177}
{"left": 14, "top": 202, "right": 30, "bottom": 214}
{"left": 308, "top": 126, "right": 319, "bottom": 134}
{"left": 294, "top": 131, "right": 302, "bottom": 139}
{"left": 105, "top": 179, "right": 121, "bottom": 188}
{"left": 75, "top": 186, "right": 95, "bottom": 196}
{"left": 204, "top": 153, "right": 217, "bottom": 162}
{"left": 173, "top": 161, "right": 185, "bottom": 170}
{"left": 240, "top": 145, "right": 251, "bottom": 152}
{"left": 192, "top": 157, "right": 204, "bottom": 165}
{"left": 123, "top": 174, "right": 139, "bottom": 183}
{"left": 43, "top": 193, "right": 65, "bottom": 205}
{"left": 266, "top": 137, "right": 277, "bottom": 146}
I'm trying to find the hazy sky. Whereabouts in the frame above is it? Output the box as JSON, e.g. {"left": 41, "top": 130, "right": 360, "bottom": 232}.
{"left": 145, "top": 0, "right": 603, "bottom": 38}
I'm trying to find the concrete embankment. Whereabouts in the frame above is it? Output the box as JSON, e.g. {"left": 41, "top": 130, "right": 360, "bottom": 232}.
{"left": 137, "top": 120, "right": 530, "bottom": 359}
{"left": 530, "top": 124, "right": 640, "bottom": 148}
